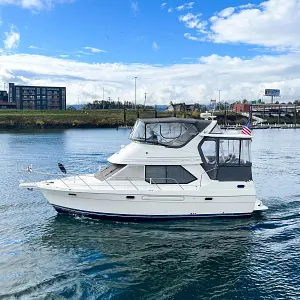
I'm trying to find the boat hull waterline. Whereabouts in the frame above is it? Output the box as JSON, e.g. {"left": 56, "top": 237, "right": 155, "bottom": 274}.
{"left": 21, "top": 182, "right": 268, "bottom": 220}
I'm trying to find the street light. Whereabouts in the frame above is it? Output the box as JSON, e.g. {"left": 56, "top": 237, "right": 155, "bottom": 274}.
{"left": 134, "top": 77, "right": 137, "bottom": 110}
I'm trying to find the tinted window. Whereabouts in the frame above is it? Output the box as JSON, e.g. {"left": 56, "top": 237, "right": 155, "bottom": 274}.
{"left": 95, "top": 164, "right": 126, "bottom": 181}
{"left": 145, "top": 166, "right": 197, "bottom": 184}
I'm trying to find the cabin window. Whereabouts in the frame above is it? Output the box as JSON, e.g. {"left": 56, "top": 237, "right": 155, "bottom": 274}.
{"left": 240, "top": 140, "right": 251, "bottom": 165}
{"left": 94, "top": 164, "right": 126, "bottom": 181}
{"left": 219, "top": 139, "right": 252, "bottom": 165}
{"left": 201, "top": 140, "right": 217, "bottom": 165}
{"left": 219, "top": 139, "right": 240, "bottom": 165}
{"left": 145, "top": 166, "right": 197, "bottom": 184}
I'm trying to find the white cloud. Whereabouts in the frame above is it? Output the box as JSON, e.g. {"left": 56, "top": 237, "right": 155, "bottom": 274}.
{"left": 168, "top": 7, "right": 172, "bottom": 12}
{"left": 184, "top": 33, "right": 202, "bottom": 41}
{"left": 239, "top": 3, "right": 256, "bottom": 9}
{"left": 161, "top": 2, "right": 167, "bottom": 8}
{"left": 60, "top": 54, "right": 68, "bottom": 58}
{"left": 218, "top": 7, "right": 235, "bottom": 18}
{"left": 179, "top": 13, "right": 207, "bottom": 32}
{"left": 176, "top": 2, "right": 194, "bottom": 11}
{"left": 77, "top": 50, "right": 92, "bottom": 56}
{"left": 0, "top": 0, "right": 73, "bottom": 11}
{"left": 131, "top": 1, "right": 138, "bottom": 15}
{"left": 29, "top": 45, "right": 45, "bottom": 50}
{"left": 180, "top": 0, "right": 300, "bottom": 50}
{"left": 3, "top": 26, "right": 20, "bottom": 50}
{"left": 84, "top": 47, "right": 107, "bottom": 53}
{"left": 152, "top": 41, "right": 160, "bottom": 51}
{"left": 1, "top": 52, "right": 300, "bottom": 105}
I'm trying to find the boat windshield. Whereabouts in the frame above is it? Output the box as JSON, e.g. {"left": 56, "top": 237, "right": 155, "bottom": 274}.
{"left": 129, "top": 120, "right": 198, "bottom": 147}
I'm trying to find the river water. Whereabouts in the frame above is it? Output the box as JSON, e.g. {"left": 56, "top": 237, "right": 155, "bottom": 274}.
{"left": 0, "top": 128, "right": 299, "bottom": 300}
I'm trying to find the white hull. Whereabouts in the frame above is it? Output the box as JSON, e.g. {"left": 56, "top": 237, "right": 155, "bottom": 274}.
{"left": 37, "top": 183, "right": 266, "bottom": 220}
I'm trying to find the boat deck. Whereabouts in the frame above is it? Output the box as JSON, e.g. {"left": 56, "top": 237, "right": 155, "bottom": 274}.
{"left": 30, "top": 174, "right": 201, "bottom": 192}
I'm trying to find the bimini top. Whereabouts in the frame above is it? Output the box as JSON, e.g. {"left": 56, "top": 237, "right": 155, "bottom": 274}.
{"left": 139, "top": 117, "right": 212, "bottom": 132}
{"left": 129, "top": 117, "right": 212, "bottom": 148}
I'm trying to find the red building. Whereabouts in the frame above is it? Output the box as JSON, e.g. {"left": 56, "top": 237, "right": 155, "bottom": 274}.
{"left": 233, "top": 103, "right": 251, "bottom": 113}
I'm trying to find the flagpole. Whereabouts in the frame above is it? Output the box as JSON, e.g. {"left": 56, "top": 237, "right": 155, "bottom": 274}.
{"left": 250, "top": 104, "right": 253, "bottom": 128}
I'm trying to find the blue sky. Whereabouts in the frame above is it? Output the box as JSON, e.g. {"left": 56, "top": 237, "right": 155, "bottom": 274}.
{"left": 0, "top": 0, "right": 300, "bottom": 105}
{"left": 0, "top": 0, "right": 264, "bottom": 64}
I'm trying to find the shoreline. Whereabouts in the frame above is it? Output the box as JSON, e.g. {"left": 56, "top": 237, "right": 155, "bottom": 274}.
{"left": 0, "top": 109, "right": 299, "bottom": 130}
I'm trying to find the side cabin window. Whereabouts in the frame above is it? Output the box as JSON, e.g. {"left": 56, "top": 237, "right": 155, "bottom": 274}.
{"left": 201, "top": 140, "right": 217, "bottom": 165}
{"left": 94, "top": 164, "right": 126, "bottom": 181}
{"left": 129, "top": 121, "right": 198, "bottom": 148}
{"left": 219, "top": 139, "right": 251, "bottom": 165}
{"left": 145, "top": 166, "right": 197, "bottom": 184}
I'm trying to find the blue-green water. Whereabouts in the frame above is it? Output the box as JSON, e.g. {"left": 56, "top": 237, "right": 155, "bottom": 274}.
{"left": 0, "top": 128, "right": 300, "bottom": 299}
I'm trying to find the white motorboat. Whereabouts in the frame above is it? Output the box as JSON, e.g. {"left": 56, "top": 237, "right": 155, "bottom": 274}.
{"left": 20, "top": 117, "right": 268, "bottom": 220}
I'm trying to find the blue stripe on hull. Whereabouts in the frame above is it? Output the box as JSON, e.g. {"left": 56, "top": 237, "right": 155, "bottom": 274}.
{"left": 52, "top": 204, "right": 252, "bottom": 222}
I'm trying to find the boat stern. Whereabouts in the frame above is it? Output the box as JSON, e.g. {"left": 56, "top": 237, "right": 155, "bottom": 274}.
{"left": 253, "top": 199, "right": 268, "bottom": 212}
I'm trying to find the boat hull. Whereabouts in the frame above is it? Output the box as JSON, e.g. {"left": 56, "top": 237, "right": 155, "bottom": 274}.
{"left": 40, "top": 187, "right": 262, "bottom": 221}
{"left": 52, "top": 204, "right": 252, "bottom": 221}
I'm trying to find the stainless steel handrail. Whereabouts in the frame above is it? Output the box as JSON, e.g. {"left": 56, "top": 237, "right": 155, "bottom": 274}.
{"left": 20, "top": 169, "right": 187, "bottom": 191}
{"left": 199, "top": 167, "right": 218, "bottom": 187}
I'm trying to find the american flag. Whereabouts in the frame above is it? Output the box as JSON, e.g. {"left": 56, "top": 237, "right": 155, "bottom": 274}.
{"left": 242, "top": 119, "right": 252, "bottom": 136}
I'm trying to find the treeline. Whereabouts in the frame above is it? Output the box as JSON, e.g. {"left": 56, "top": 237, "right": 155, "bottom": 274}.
{"left": 83, "top": 100, "right": 153, "bottom": 110}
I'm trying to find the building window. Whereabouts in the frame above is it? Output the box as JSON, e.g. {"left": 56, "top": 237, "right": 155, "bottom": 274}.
{"left": 145, "top": 166, "right": 197, "bottom": 184}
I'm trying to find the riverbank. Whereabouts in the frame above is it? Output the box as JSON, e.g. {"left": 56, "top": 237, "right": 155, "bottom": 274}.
{"left": 0, "top": 109, "right": 298, "bottom": 129}
{"left": 0, "top": 109, "right": 157, "bottom": 129}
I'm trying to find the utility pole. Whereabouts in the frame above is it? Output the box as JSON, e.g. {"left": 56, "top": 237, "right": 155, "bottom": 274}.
{"left": 224, "top": 102, "right": 227, "bottom": 125}
{"left": 144, "top": 92, "right": 147, "bottom": 109}
{"left": 102, "top": 87, "right": 105, "bottom": 109}
{"left": 134, "top": 77, "right": 137, "bottom": 110}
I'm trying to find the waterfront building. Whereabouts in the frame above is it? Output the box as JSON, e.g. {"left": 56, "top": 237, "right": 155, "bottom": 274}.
{"left": 0, "top": 90, "right": 8, "bottom": 102}
{"left": 8, "top": 83, "right": 66, "bottom": 110}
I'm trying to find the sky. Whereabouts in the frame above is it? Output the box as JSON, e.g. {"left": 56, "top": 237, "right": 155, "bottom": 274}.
{"left": 0, "top": 0, "right": 300, "bottom": 105}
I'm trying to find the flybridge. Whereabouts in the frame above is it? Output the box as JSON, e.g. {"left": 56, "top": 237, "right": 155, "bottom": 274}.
{"left": 129, "top": 117, "right": 212, "bottom": 148}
